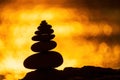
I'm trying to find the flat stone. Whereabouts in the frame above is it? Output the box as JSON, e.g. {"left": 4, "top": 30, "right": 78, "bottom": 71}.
{"left": 32, "top": 34, "right": 55, "bottom": 41}
{"left": 23, "top": 51, "right": 63, "bottom": 69}
{"left": 37, "top": 25, "right": 52, "bottom": 30}
{"left": 31, "top": 41, "right": 57, "bottom": 52}
{"left": 35, "top": 29, "right": 54, "bottom": 34}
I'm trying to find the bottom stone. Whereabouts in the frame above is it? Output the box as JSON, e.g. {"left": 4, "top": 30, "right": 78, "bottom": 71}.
{"left": 24, "top": 51, "right": 63, "bottom": 69}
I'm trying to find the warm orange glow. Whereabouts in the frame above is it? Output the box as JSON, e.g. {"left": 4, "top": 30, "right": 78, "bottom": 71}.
{"left": 0, "top": 1, "right": 120, "bottom": 80}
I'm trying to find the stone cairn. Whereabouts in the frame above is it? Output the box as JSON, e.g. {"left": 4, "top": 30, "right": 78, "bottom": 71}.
{"left": 22, "top": 20, "right": 63, "bottom": 80}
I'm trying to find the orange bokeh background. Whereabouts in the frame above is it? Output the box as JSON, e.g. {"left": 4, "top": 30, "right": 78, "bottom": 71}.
{"left": 0, "top": 0, "right": 120, "bottom": 80}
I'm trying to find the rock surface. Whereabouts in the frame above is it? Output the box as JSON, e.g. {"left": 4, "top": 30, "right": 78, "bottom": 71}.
{"left": 22, "top": 66, "right": 120, "bottom": 80}
{"left": 31, "top": 41, "right": 57, "bottom": 52}
{"left": 24, "top": 51, "right": 63, "bottom": 69}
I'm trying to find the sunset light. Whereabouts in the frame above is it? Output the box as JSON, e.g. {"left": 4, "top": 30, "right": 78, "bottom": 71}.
{"left": 0, "top": 0, "right": 120, "bottom": 80}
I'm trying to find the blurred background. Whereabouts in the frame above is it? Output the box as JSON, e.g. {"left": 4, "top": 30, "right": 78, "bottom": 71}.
{"left": 0, "top": 0, "right": 120, "bottom": 80}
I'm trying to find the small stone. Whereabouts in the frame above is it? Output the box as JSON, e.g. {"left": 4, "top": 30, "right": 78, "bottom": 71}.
{"left": 38, "top": 22, "right": 52, "bottom": 30}
{"left": 31, "top": 41, "right": 57, "bottom": 52}
{"left": 35, "top": 29, "right": 54, "bottom": 34}
{"left": 23, "top": 51, "right": 63, "bottom": 69}
{"left": 32, "top": 34, "right": 55, "bottom": 41}
{"left": 40, "top": 20, "right": 48, "bottom": 26}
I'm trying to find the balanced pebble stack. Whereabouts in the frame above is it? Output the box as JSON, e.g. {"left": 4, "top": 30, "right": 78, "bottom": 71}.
{"left": 23, "top": 20, "right": 63, "bottom": 70}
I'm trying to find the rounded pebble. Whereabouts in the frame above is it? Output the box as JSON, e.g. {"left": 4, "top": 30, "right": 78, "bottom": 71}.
{"left": 24, "top": 51, "right": 63, "bottom": 69}
{"left": 32, "top": 34, "right": 55, "bottom": 41}
{"left": 31, "top": 41, "right": 57, "bottom": 52}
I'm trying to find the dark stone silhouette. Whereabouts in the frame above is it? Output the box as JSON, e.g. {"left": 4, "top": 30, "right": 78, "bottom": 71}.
{"left": 22, "top": 21, "right": 120, "bottom": 80}
{"left": 24, "top": 51, "right": 63, "bottom": 69}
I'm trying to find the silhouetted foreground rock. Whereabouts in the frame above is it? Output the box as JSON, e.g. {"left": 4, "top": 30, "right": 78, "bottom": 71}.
{"left": 63, "top": 66, "right": 120, "bottom": 80}
{"left": 22, "top": 66, "right": 120, "bottom": 80}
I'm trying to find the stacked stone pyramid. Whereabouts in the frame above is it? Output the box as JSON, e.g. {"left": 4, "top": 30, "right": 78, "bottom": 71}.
{"left": 23, "top": 20, "right": 63, "bottom": 69}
